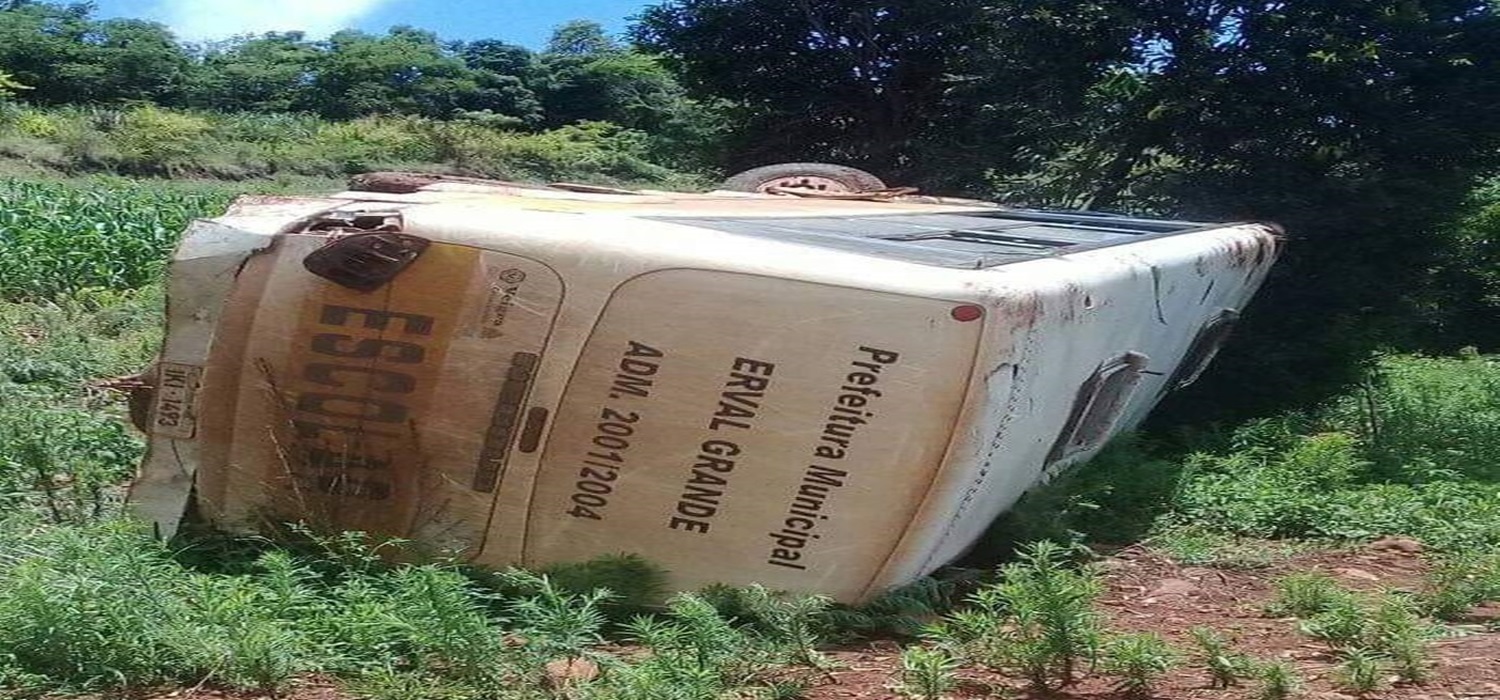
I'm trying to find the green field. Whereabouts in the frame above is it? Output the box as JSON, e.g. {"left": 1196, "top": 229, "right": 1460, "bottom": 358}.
{"left": 1, "top": 177, "right": 1498, "bottom": 699}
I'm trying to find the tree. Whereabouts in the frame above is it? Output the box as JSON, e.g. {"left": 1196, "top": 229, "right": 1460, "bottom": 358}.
{"left": 536, "top": 51, "right": 673, "bottom": 127}
{"left": 1422, "top": 179, "right": 1500, "bottom": 351}
{"left": 457, "top": 39, "right": 545, "bottom": 125}
{"left": 461, "top": 39, "right": 535, "bottom": 76}
{"left": 992, "top": 0, "right": 1500, "bottom": 420}
{"left": 0, "top": 2, "right": 98, "bottom": 104}
{"left": 0, "top": 4, "right": 189, "bottom": 104}
{"left": 632, "top": 1, "right": 1129, "bottom": 186}
{"left": 636, "top": 0, "right": 1500, "bottom": 419}
{"left": 187, "top": 32, "right": 320, "bottom": 113}
{"left": 537, "top": 20, "right": 723, "bottom": 166}
{"left": 87, "top": 18, "right": 193, "bottom": 103}
{"left": 1066, "top": 0, "right": 1500, "bottom": 421}
{"left": 308, "top": 27, "right": 486, "bottom": 119}
{"left": 546, "top": 19, "right": 620, "bottom": 56}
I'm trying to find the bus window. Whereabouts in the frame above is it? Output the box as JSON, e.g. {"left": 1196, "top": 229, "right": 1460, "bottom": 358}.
{"left": 1046, "top": 352, "right": 1150, "bottom": 466}
{"left": 1168, "top": 309, "right": 1240, "bottom": 390}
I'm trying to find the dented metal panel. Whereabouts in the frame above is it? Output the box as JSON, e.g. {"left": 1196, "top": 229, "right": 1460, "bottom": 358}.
{"left": 129, "top": 220, "right": 279, "bottom": 535}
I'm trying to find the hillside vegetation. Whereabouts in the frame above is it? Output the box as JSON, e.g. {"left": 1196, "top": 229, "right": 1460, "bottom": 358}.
{"left": 0, "top": 104, "right": 696, "bottom": 186}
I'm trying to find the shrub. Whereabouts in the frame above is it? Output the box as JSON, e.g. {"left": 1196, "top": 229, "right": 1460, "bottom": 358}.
{"left": 612, "top": 590, "right": 824, "bottom": 699}
{"left": 110, "top": 106, "right": 214, "bottom": 175}
{"left": 1269, "top": 575, "right": 1435, "bottom": 686}
{"left": 895, "top": 646, "right": 960, "bottom": 700}
{"left": 1189, "top": 627, "right": 1254, "bottom": 688}
{"left": 1101, "top": 632, "right": 1178, "bottom": 697}
{"left": 1266, "top": 572, "right": 1352, "bottom": 618}
{"left": 0, "top": 288, "right": 161, "bottom": 522}
{"left": 0, "top": 392, "right": 142, "bottom": 522}
{"left": 1148, "top": 354, "right": 1500, "bottom": 552}
{"left": 305, "top": 116, "right": 439, "bottom": 173}
{"left": 1421, "top": 550, "right": 1500, "bottom": 619}
{"left": 536, "top": 552, "right": 668, "bottom": 615}
{"left": 0, "top": 104, "right": 699, "bottom": 185}
{"left": 1254, "top": 660, "right": 1300, "bottom": 700}
{"left": 1, "top": 519, "right": 809, "bottom": 696}
{"left": 1172, "top": 432, "right": 1371, "bottom": 539}
{"left": 12, "top": 110, "right": 61, "bottom": 139}
{"left": 1334, "top": 353, "right": 1500, "bottom": 483}
{"left": 929, "top": 541, "right": 1103, "bottom": 690}
{"left": 1335, "top": 648, "right": 1385, "bottom": 695}
{"left": 826, "top": 577, "right": 958, "bottom": 638}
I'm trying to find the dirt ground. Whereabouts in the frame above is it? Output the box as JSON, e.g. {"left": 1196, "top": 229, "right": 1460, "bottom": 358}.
{"left": 809, "top": 539, "right": 1500, "bottom": 700}
{"left": 132, "top": 540, "right": 1497, "bottom": 700}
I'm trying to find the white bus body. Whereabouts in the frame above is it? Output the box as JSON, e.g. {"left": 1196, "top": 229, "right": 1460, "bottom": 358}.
{"left": 129, "top": 178, "right": 1279, "bottom": 603}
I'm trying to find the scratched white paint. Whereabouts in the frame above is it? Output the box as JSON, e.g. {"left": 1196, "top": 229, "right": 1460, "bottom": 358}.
{"left": 130, "top": 184, "right": 1279, "bottom": 602}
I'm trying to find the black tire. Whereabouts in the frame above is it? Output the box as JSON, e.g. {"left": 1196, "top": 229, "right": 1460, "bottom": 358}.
{"left": 720, "top": 162, "right": 886, "bottom": 194}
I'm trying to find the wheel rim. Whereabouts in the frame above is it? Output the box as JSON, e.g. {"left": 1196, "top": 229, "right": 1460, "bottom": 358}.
{"left": 754, "top": 174, "right": 857, "bottom": 194}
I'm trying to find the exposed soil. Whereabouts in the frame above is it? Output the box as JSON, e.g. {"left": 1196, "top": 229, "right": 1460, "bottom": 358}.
{"left": 122, "top": 540, "right": 1498, "bottom": 700}
{"left": 808, "top": 539, "right": 1500, "bottom": 700}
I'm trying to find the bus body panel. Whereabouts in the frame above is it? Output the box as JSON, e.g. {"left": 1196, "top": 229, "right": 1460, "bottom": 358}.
{"left": 129, "top": 184, "right": 1279, "bottom": 603}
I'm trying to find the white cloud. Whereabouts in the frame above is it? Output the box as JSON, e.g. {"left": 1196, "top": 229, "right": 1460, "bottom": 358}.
{"left": 155, "top": 0, "right": 395, "bottom": 41}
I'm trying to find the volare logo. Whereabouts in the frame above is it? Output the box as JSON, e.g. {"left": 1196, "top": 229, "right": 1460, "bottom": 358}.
{"left": 480, "top": 268, "right": 529, "bottom": 338}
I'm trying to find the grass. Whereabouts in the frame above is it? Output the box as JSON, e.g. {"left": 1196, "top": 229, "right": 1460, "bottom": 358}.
{"left": 0, "top": 520, "right": 838, "bottom": 698}
{"left": 1100, "top": 632, "right": 1179, "bottom": 697}
{"left": 1422, "top": 550, "right": 1500, "bottom": 620}
{"left": 1255, "top": 661, "right": 1300, "bottom": 700}
{"left": 1266, "top": 571, "right": 1352, "bottom": 618}
{"left": 1, "top": 288, "right": 161, "bottom": 523}
{"left": 1263, "top": 572, "right": 1439, "bottom": 692}
{"left": 983, "top": 352, "right": 1500, "bottom": 560}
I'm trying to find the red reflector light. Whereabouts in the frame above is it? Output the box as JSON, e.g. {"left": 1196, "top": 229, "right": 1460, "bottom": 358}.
{"left": 951, "top": 304, "right": 984, "bottom": 322}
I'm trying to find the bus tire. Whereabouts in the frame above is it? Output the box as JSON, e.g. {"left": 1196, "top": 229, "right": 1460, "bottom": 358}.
{"left": 721, "top": 162, "right": 886, "bottom": 194}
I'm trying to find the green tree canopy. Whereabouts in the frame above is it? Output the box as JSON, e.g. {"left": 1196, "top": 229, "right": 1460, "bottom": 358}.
{"left": 1080, "top": 0, "right": 1500, "bottom": 420}
{"left": 637, "top": 0, "right": 1500, "bottom": 418}
{"left": 546, "top": 19, "right": 621, "bottom": 55}
{"left": 530, "top": 18, "right": 722, "bottom": 167}
{"left": 0, "top": 3, "right": 190, "bottom": 104}
{"left": 307, "top": 27, "right": 484, "bottom": 119}
{"left": 0, "top": 3, "right": 702, "bottom": 136}
{"left": 187, "top": 32, "right": 320, "bottom": 113}
{"left": 457, "top": 39, "right": 545, "bottom": 125}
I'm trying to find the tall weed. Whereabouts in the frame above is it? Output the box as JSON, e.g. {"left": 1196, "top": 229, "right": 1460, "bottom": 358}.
{"left": 610, "top": 590, "right": 826, "bottom": 699}
{"left": 0, "top": 289, "right": 160, "bottom": 521}
{"left": 1421, "top": 550, "right": 1500, "bottom": 619}
{"left": 1352, "top": 353, "right": 1500, "bottom": 482}
{"left": 930, "top": 541, "right": 1104, "bottom": 690}
{"left": 0, "top": 104, "right": 698, "bottom": 185}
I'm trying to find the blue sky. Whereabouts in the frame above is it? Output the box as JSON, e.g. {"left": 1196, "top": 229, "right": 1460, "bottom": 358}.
{"left": 91, "top": 0, "right": 654, "bottom": 48}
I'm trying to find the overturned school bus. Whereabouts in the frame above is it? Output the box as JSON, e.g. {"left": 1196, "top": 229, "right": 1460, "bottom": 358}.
{"left": 128, "top": 166, "right": 1280, "bottom": 603}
